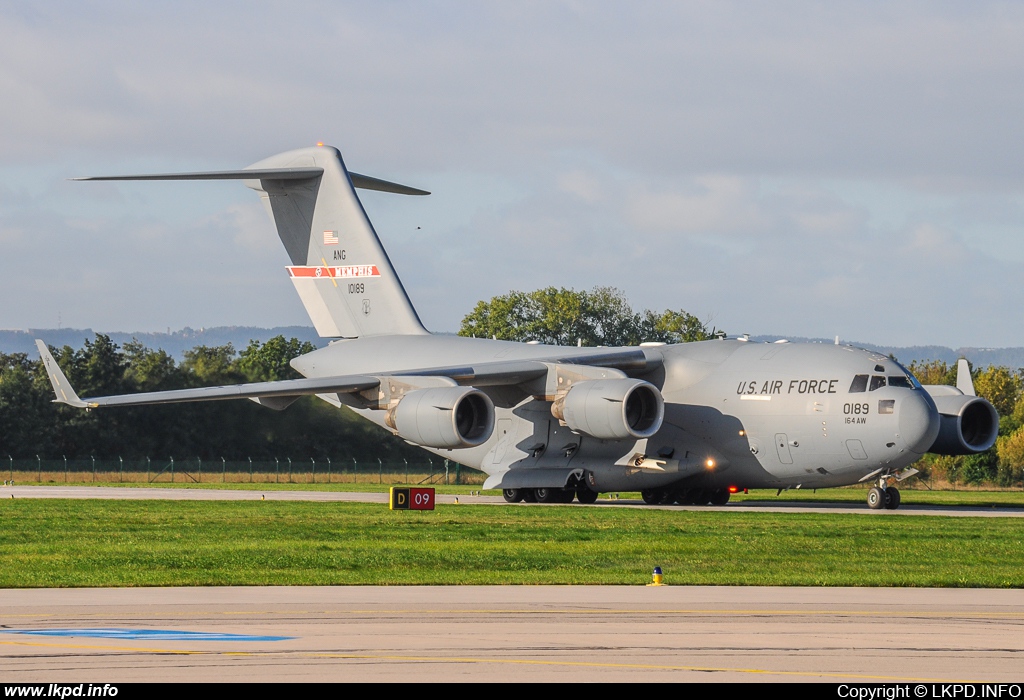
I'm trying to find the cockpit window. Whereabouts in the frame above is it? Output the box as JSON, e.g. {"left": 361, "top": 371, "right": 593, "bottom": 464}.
{"left": 891, "top": 359, "right": 923, "bottom": 389}
{"left": 888, "top": 376, "right": 913, "bottom": 389}
{"left": 849, "top": 375, "right": 868, "bottom": 393}
{"left": 869, "top": 375, "right": 886, "bottom": 391}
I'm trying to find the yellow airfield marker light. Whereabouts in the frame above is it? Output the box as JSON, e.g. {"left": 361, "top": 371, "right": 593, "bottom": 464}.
{"left": 454, "top": 497, "right": 459, "bottom": 504}
{"left": 648, "top": 566, "right": 665, "bottom": 587}
{"left": 261, "top": 494, "right": 265, "bottom": 501}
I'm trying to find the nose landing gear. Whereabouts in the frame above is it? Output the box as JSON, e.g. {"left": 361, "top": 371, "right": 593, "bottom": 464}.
{"left": 867, "top": 480, "right": 902, "bottom": 510}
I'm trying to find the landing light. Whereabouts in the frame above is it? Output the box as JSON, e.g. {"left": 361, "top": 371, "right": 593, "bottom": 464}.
{"left": 705, "top": 458, "right": 715, "bottom": 469}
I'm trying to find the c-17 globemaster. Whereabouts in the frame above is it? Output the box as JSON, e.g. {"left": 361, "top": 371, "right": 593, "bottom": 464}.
{"left": 35, "top": 145, "right": 999, "bottom": 509}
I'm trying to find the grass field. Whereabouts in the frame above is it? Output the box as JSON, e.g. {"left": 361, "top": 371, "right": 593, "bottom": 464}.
{"left": 2, "top": 499, "right": 1023, "bottom": 588}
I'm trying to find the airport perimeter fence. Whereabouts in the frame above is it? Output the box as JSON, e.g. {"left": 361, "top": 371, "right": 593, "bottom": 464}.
{"left": 2, "top": 456, "right": 485, "bottom": 486}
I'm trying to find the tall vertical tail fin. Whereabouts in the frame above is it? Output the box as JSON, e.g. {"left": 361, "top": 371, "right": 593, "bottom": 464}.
{"left": 76, "top": 145, "right": 430, "bottom": 338}
{"left": 244, "top": 146, "right": 428, "bottom": 338}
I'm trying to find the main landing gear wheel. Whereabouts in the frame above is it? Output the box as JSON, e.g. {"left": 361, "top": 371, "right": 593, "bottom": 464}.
{"left": 522, "top": 489, "right": 537, "bottom": 503}
{"left": 641, "top": 489, "right": 663, "bottom": 505}
{"left": 575, "top": 486, "right": 599, "bottom": 504}
{"left": 709, "top": 489, "right": 731, "bottom": 506}
{"left": 884, "top": 487, "right": 901, "bottom": 510}
{"left": 534, "top": 487, "right": 560, "bottom": 503}
{"left": 503, "top": 488, "right": 523, "bottom": 503}
{"left": 867, "top": 486, "right": 886, "bottom": 510}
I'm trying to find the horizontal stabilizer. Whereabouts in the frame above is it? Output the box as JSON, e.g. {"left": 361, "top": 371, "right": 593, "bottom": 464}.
{"left": 73, "top": 169, "right": 429, "bottom": 195}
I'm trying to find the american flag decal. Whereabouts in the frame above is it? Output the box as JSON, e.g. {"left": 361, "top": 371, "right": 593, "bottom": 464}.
{"left": 323, "top": 230, "right": 339, "bottom": 245}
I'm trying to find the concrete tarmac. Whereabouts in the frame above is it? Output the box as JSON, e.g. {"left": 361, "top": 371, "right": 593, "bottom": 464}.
{"left": 5, "top": 486, "right": 1023, "bottom": 682}
{"left": 5, "top": 484, "right": 1024, "bottom": 517}
{"left": 3, "top": 586, "right": 1024, "bottom": 683}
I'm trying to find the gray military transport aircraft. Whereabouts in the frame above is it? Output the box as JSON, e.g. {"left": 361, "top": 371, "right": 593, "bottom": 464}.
{"left": 35, "top": 145, "right": 999, "bottom": 509}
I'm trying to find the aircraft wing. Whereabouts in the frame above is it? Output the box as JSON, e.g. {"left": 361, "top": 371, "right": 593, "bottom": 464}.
{"left": 36, "top": 341, "right": 659, "bottom": 410}
{"left": 36, "top": 340, "right": 377, "bottom": 409}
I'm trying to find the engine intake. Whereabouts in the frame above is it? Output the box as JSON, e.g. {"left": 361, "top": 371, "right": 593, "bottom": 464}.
{"left": 551, "top": 378, "right": 664, "bottom": 441}
{"left": 927, "top": 394, "right": 999, "bottom": 455}
{"left": 387, "top": 387, "right": 495, "bottom": 449}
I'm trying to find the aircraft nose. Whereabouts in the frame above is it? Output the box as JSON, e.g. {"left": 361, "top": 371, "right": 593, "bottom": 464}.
{"left": 899, "top": 391, "right": 940, "bottom": 454}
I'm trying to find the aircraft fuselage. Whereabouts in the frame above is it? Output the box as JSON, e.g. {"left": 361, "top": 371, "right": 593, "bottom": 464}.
{"left": 291, "top": 334, "right": 939, "bottom": 493}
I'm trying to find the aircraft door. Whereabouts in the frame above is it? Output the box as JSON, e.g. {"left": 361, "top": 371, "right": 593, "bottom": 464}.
{"left": 491, "top": 419, "right": 514, "bottom": 465}
{"left": 775, "top": 433, "right": 794, "bottom": 464}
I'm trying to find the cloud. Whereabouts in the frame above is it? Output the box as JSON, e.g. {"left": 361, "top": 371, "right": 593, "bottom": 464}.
{"left": 2, "top": 3, "right": 1024, "bottom": 347}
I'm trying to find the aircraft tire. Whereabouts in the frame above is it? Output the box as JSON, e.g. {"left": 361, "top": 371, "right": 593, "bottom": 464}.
{"left": 885, "top": 487, "right": 901, "bottom": 510}
{"left": 677, "top": 489, "right": 697, "bottom": 505}
{"left": 558, "top": 489, "right": 576, "bottom": 503}
{"left": 503, "top": 489, "right": 524, "bottom": 503}
{"left": 522, "top": 489, "right": 538, "bottom": 503}
{"left": 867, "top": 486, "right": 886, "bottom": 509}
{"left": 576, "top": 487, "right": 599, "bottom": 504}
{"left": 691, "top": 489, "right": 711, "bottom": 506}
{"left": 534, "top": 487, "right": 560, "bottom": 503}
{"left": 709, "top": 489, "right": 731, "bottom": 506}
{"left": 641, "top": 489, "right": 662, "bottom": 505}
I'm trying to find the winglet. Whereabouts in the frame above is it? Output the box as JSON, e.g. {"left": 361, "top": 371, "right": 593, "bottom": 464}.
{"left": 956, "top": 358, "right": 976, "bottom": 396}
{"left": 34, "top": 340, "right": 90, "bottom": 408}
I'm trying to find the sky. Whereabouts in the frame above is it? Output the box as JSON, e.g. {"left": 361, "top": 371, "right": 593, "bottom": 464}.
{"left": 1, "top": 2, "right": 1023, "bottom": 348}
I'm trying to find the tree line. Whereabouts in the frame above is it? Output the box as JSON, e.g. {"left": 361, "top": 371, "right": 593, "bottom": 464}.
{"left": 0, "top": 335, "right": 421, "bottom": 461}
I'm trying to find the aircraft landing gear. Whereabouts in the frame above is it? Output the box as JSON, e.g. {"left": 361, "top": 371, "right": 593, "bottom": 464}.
{"left": 503, "top": 488, "right": 524, "bottom": 503}
{"left": 709, "top": 489, "right": 731, "bottom": 506}
{"left": 641, "top": 489, "right": 663, "bottom": 505}
{"left": 575, "top": 486, "right": 599, "bottom": 504}
{"left": 533, "top": 487, "right": 561, "bottom": 503}
{"left": 866, "top": 483, "right": 902, "bottom": 510}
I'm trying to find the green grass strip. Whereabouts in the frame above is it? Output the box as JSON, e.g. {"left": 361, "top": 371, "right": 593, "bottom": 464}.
{"left": 3, "top": 500, "right": 1023, "bottom": 588}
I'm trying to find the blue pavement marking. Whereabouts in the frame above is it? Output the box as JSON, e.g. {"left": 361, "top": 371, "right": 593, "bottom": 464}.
{"left": 1, "top": 628, "right": 293, "bottom": 642}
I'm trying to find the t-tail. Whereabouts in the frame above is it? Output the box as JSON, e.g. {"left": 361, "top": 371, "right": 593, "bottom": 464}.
{"left": 76, "top": 145, "right": 430, "bottom": 338}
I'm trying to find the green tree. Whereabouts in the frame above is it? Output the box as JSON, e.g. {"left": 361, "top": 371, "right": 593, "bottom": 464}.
{"left": 906, "top": 360, "right": 956, "bottom": 386}
{"left": 459, "top": 286, "right": 714, "bottom": 346}
{"left": 237, "top": 336, "right": 317, "bottom": 382}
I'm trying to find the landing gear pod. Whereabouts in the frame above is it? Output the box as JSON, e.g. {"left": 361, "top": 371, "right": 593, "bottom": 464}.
{"left": 388, "top": 387, "right": 495, "bottom": 448}
{"left": 551, "top": 378, "right": 664, "bottom": 440}
{"left": 928, "top": 395, "right": 999, "bottom": 455}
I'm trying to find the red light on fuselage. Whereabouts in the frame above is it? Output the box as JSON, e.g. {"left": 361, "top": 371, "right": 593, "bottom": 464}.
{"left": 728, "top": 486, "right": 739, "bottom": 493}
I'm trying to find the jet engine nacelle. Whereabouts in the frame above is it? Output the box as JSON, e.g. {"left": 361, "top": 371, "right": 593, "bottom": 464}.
{"left": 927, "top": 394, "right": 999, "bottom": 456}
{"left": 388, "top": 387, "right": 495, "bottom": 449}
{"left": 551, "top": 378, "right": 664, "bottom": 441}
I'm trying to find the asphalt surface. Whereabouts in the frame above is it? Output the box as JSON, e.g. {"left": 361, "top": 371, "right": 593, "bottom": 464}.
{"left": 4, "top": 484, "right": 1024, "bottom": 517}
{"left": 3, "top": 586, "right": 1024, "bottom": 682}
